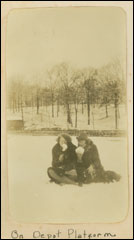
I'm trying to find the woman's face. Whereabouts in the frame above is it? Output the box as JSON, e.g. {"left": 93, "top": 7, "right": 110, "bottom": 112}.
{"left": 78, "top": 140, "right": 86, "bottom": 148}
{"left": 59, "top": 136, "right": 67, "bottom": 146}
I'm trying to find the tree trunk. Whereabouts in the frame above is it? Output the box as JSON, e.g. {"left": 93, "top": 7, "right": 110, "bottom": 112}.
{"left": 115, "top": 94, "right": 118, "bottom": 129}
{"left": 31, "top": 95, "right": 34, "bottom": 109}
{"left": 115, "top": 105, "right": 118, "bottom": 129}
{"left": 21, "top": 107, "right": 23, "bottom": 121}
{"left": 51, "top": 93, "right": 54, "bottom": 118}
{"left": 67, "top": 103, "right": 72, "bottom": 126}
{"left": 88, "top": 102, "right": 90, "bottom": 125}
{"left": 118, "top": 106, "right": 120, "bottom": 119}
{"left": 21, "top": 95, "right": 24, "bottom": 121}
{"left": 17, "top": 96, "right": 20, "bottom": 112}
{"left": 37, "top": 95, "right": 39, "bottom": 114}
{"left": 82, "top": 101, "right": 84, "bottom": 114}
{"left": 74, "top": 98, "right": 78, "bottom": 128}
{"left": 52, "top": 102, "right": 54, "bottom": 118}
{"left": 92, "top": 109, "right": 95, "bottom": 129}
{"left": 87, "top": 94, "right": 90, "bottom": 125}
{"left": 57, "top": 98, "right": 60, "bottom": 117}
{"left": 15, "top": 99, "right": 17, "bottom": 112}
{"left": 105, "top": 104, "right": 108, "bottom": 118}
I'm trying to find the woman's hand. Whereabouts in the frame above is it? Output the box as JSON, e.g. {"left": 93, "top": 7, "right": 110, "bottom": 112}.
{"left": 59, "top": 154, "right": 64, "bottom": 162}
{"left": 87, "top": 165, "right": 96, "bottom": 178}
{"left": 75, "top": 146, "right": 84, "bottom": 155}
{"left": 62, "top": 143, "right": 68, "bottom": 152}
{"left": 75, "top": 147, "right": 84, "bottom": 163}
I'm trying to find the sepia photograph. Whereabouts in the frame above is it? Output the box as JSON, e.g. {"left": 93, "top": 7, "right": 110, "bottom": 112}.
{"left": 5, "top": 5, "right": 129, "bottom": 226}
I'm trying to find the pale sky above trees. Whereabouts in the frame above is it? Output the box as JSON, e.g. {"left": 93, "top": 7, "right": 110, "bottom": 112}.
{"left": 6, "top": 7, "right": 126, "bottom": 82}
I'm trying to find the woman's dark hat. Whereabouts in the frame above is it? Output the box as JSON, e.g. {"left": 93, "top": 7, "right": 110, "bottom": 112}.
{"left": 57, "top": 133, "right": 72, "bottom": 143}
{"left": 76, "top": 133, "right": 89, "bottom": 141}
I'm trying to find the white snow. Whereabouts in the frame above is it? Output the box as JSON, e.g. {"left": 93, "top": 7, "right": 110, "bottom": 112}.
{"left": 7, "top": 135, "right": 128, "bottom": 224}
{"left": 7, "top": 104, "right": 127, "bottom": 130}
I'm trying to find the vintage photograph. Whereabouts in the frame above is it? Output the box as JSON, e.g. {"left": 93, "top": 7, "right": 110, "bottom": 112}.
{"left": 6, "top": 6, "right": 128, "bottom": 224}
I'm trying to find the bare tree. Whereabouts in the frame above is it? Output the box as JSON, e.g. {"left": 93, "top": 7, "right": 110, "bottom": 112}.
{"left": 99, "top": 59, "right": 126, "bottom": 129}
{"left": 71, "top": 70, "right": 84, "bottom": 128}
{"left": 7, "top": 76, "right": 25, "bottom": 120}
{"left": 97, "top": 69, "right": 112, "bottom": 118}
{"left": 55, "top": 63, "right": 75, "bottom": 128}
{"left": 47, "top": 66, "right": 59, "bottom": 118}
{"left": 82, "top": 68, "right": 97, "bottom": 125}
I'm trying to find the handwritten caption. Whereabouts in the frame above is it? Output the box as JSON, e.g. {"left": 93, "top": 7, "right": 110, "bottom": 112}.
{"left": 11, "top": 230, "right": 117, "bottom": 239}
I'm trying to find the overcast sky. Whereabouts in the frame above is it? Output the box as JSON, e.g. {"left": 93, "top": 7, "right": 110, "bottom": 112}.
{"left": 6, "top": 7, "right": 126, "bottom": 82}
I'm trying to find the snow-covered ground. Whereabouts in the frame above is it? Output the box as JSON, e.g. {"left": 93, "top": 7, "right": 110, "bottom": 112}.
{"left": 7, "top": 104, "right": 127, "bottom": 130}
{"left": 7, "top": 135, "right": 128, "bottom": 224}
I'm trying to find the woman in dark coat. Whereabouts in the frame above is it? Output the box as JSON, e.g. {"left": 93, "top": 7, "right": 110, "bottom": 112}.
{"left": 47, "top": 133, "right": 78, "bottom": 185}
{"left": 75, "top": 133, "right": 121, "bottom": 185}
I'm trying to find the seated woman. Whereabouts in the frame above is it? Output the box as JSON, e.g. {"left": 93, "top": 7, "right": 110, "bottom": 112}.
{"left": 47, "top": 133, "right": 78, "bottom": 185}
{"left": 75, "top": 133, "right": 121, "bottom": 185}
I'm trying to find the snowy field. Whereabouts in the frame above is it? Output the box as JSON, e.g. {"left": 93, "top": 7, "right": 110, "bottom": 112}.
{"left": 7, "top": 104, "right": 127, "bottom": 130}
{"left": 7, "top": 134, "right": 128, "bottom": 224}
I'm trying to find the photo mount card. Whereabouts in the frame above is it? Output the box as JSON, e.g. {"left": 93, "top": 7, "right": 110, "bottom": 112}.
{"left": 1, "top": 1, "right": 133, "bottom": 239}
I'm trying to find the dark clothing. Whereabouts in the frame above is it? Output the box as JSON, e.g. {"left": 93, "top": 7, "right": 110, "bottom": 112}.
{"left": 81, "top": 143, "right": 104, "bottom": 171}
{"left": 48, "top": 140, "right": 121, "bottom": 185}
{"left": 75, "top": 143, "right": 104, "bottom": 183}
{"left": 76, "top": 142, "right": 121, "bottom": 184}
{"left": 52, "top": 142, "right": 77, "bottom": 173}
{"left": 47, "top": 167, "right": 78, "bottom": 185}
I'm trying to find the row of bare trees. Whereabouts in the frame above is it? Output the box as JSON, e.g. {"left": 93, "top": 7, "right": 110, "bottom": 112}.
{"left": 7, "top": 59, "right": 126, "bottom": 129}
